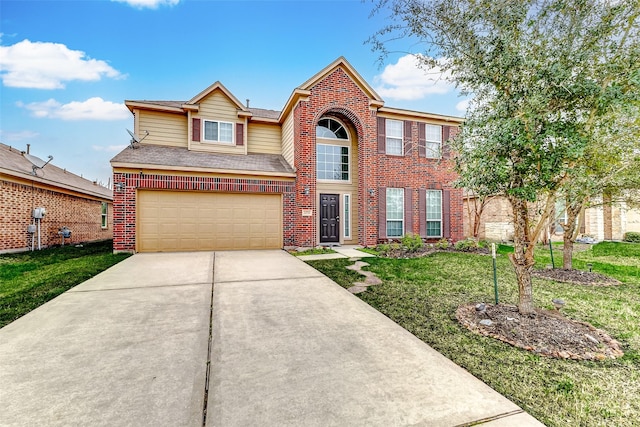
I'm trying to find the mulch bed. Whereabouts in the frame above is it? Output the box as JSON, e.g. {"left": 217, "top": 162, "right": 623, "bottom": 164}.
{"left": 532, "top": 268, "right": 621, "bottom": 286}
{"left": 456, "top": 303, "right": 624, "bottom": 360}
{"left": 380, "top": 246, "right": 489, "bottom": 259}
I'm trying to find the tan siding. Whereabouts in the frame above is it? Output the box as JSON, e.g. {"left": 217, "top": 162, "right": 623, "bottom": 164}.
{"left": 282, "top": 112, "right": 294, "bottom": 167}
{"left": 247, "top": 123, "right": 282, "bottom": 154}
{"left": 138, "top": 110, "right": 187, "bottom": 147}
{"left": 199, "top": 91, "right": 239, "bottom": 122}
{"left": 190, "top": 90, "right": 245, "bottom": 154}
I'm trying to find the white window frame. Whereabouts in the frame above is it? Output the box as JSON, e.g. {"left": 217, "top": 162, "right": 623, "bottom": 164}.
{"left": 343, "top": 193, "right": 351, "bottom": 239}
{"left": 316, "top": 143, "right": 351, "bottom": 182}
{"left": 386, "top": 188, "right": 404, "bottom": 238}
{"left": 386, "top": 119, "right": 403, "bottom": 156}
{"left": 425, "top": 124, "right": 442, "bottom": 159}
{"left": 101, "top": 202, "right": 108, "bottom": 229}
{"left": 426, "top": 190, "right": 442, "bottom": 238}
{"left": 203, "top": 119, "right": 234, "bottom": 144}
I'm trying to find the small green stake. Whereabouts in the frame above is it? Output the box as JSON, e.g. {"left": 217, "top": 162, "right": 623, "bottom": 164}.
{"left": 492, "top": 243, "right": 499, "bottom": 304}
{"left": 549, "top": 233, "right": 555, "bottom": 269}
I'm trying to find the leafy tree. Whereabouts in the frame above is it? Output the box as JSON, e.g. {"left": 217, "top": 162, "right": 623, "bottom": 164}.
{"left": 370, "top": 0, "right": 640, "bottom": 314}
{"left": 557, "top": 103, "right": 640, "bottom": 269}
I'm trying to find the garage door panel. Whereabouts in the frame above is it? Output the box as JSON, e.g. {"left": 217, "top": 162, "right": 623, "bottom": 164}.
{"left": 138, "top": 191, "right": 282, "bottom": 252}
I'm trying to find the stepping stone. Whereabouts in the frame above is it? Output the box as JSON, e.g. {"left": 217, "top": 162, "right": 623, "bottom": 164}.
{"left": 348, "top": 285, "right": 367, "bottom": 294}
{"left": 364, "top": 276, "right": 382, "bottom": 286}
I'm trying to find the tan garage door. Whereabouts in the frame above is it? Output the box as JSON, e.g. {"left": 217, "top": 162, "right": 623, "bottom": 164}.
{"left": 137, "top": 190, "right": 282, "bottom": 252}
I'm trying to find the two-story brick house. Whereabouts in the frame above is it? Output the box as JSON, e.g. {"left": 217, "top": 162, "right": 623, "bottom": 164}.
{"left": 111, "top": 57, "right": 463, "bottom": 252}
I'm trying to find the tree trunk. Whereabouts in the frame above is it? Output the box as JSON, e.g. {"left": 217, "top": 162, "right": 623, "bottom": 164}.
{"left": 508, "top": 197, "right": 535, "bottom": 314}
{"left": 562, "top": 200, "right": 584, "bottom": 270}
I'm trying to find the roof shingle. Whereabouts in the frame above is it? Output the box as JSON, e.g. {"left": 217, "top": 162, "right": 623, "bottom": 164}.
{"left": 110, "top": 144, "right": 294, "bottom": 175}
{"left": 0, "top": 144, "right": 112, "bottom": 199}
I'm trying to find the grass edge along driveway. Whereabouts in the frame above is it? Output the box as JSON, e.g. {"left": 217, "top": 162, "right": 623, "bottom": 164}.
{"left": 0, "top": 240, "right": 131, "bottom": 328}
{"left": 308, "top": 242, "right": 640, "bottom": 427}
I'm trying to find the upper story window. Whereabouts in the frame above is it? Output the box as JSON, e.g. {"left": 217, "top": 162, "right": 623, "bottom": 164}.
{"left": 386, "top": 119, "right": 403, "bottom": 155}
{"left": 317, "top": 118, "right": 350, "bottom": 182}
{"left": 425, "top": 124, "right": 442, "bottom": 159}
{"left": 317, "top": 144, "right": 350, "bottom": 181}
{"left": 203, "top": 120, "right": 234, "bottom": 144}
{"left": 316, "top": 118, "right": 348, "bottom": 140}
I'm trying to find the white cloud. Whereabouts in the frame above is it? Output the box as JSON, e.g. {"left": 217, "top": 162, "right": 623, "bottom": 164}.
{"left": 456, "top": 99, "right": 470, "bottom": 113}
{"left": 0, "top": 129, "right": 40, "bottom": 142}
{"left": 21, "top": 97, "right": 130, "bottom": 121}
{"left": 0, "top": 40, "right": 122, "bottom": 89}
{"left": 92, "top": 144, "right": 128, "bottom": 152}
{"left": 374, "top": 54, "right": 456, "bottom": 101}
{"left": 112, "top": 0, "right": 180, "bottom": 9}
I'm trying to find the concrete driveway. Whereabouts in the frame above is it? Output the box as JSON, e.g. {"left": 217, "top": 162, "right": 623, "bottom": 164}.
{"left": 0, "top": 250, "right": 544, "bottom": 426}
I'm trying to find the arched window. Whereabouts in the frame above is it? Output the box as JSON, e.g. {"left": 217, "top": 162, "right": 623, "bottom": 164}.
{"left": 316, "top": 118, "right": 349, "bottom": 140}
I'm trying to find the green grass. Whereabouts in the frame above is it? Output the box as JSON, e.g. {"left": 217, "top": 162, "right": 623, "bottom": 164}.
{"left": 289, "top": 247, "right": 337, "bottom": 256}
{"left": 308, "top": 242, "right": 640, "bottom": 427}
{"left": 0, "top": 240, "right": 131, "bottom": 328}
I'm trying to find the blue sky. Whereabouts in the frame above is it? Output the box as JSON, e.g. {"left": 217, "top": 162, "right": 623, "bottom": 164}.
{"left": 0, "top": 0, "right": 467, "bottom": 185}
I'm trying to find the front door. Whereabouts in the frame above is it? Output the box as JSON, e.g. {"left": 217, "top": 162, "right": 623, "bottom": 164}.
{"left": 319, "top": 193, "right": 340, "bottom": 243}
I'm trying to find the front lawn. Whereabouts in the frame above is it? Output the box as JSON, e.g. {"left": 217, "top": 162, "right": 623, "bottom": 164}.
{"left": 307, "top": 242, "right": 640, "bottom": 427}
{"left": 0, "top": 240, "right": 131, "bottom": 328}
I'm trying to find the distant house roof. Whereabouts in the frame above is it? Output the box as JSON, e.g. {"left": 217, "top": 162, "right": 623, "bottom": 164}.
{"left": 110, "top": 144, "right": 295, "bottom": 176}
{"left": 0, "top": 143, "right": 112, "bottom": 200}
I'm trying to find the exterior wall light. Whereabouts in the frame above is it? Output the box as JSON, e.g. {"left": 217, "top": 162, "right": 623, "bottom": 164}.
{"left": 368, "top": 189, "right": 375, "bottom": 196}
{"left": 303, "top": 186, "right": 310, "bottom": 195}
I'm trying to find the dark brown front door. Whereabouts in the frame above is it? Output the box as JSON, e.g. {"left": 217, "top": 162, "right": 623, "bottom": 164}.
{"left": 320, "top": 193, "right": 340, "bottom": 243}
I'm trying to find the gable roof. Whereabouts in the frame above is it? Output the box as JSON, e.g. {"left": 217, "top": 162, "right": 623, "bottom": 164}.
{"left": 298, "top": 56, "right": 384, "bottom": 104}
{"left": 186, "top": 81, "right": 248, "bottom": 111}
{"left": 0, "top": 144, "right": 112, "bottom": 200}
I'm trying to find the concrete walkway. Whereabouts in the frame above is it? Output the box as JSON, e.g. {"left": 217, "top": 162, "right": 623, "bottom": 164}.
{"left": 297, "top": 245, "right": 376, "bottom": 261}
{"left": 0, "top": 250, "right": 544, "bottom": 426}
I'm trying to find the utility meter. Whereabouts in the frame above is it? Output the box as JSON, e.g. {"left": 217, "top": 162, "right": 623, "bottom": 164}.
{"left": 32, "top": 207, "right": 46, "bottom": 219}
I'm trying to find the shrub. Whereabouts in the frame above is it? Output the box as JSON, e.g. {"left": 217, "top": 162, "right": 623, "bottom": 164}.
{"left": 454, "top": 237, "right": 481, "bottom": 251}
{"left": 435, "top": 238, "right": 450, "bottom": 249}
{"left": 623, "top": 231, "right": 640, "bottom": 243}
{"left": 402, "top": 233, "right": 424, "bottom": 252}
{"left": 376, "top": 243, "right": 391, "bottom": 254}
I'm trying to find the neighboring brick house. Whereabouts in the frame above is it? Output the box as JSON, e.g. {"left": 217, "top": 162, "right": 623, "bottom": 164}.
{"left": 111, "top": 57, "right": 463, "bottom": 253}
{"left": 0, "top": 143, "right": 113, "bottom": 253}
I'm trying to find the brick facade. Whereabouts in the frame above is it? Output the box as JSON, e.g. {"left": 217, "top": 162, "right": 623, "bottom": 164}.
{"left": 292, "top": 67, "right": 463, "bottom": 247}
{"left": 0, "top": 179, "right": 113, "bottom": 252}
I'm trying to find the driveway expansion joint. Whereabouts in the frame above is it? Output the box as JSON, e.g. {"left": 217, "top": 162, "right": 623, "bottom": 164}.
{"left": 452, "top": 409, "right": 526, "bottom": 427}
{"left": 214, "top": 275, "right": 325, "bottom": 285}
{"left": 67, "top": 282, "right": 212, "bottom": 293}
